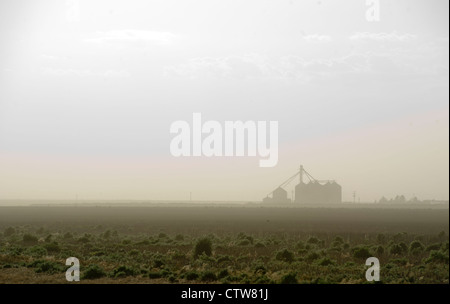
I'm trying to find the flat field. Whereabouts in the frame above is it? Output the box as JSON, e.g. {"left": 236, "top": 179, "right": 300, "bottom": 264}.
{"left": 0, "top": 205, "right": 448, "bottom": 284}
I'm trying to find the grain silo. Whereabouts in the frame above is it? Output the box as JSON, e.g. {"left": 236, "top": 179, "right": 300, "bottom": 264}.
{"left": 263, "top": 187, "right": 291, "bottom": 204}
{"left": 294, "top": 166, "right": 342, "bottom": 204}
{"left": 262, "top": 165, "right": 341, "bottom": 205}
{"left": 323, "top": 181, "right": 342, "bottom": 204}
{"left": 273, "top": 187, "right": 290, "bottom": 204}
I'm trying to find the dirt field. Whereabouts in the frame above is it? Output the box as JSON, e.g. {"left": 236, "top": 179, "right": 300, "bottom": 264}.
{"left": 0, "top": 205, "right": 448, "bottom": 284}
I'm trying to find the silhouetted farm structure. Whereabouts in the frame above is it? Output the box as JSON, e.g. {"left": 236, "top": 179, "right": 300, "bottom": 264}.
{"left": 263, "top": 166, "right": 342, "bottom": 205}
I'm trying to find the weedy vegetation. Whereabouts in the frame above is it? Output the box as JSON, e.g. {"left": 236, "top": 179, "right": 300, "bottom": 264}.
{"left": 0, "top": 206, "right": 448, "bottom": 284}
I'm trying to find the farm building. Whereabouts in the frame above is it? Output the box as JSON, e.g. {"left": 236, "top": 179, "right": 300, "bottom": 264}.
{"left": 262, "top": 187, "right": 291, "bottom": 204}
{"left": 263, "top": 166, "right": 342, "bottom": 205}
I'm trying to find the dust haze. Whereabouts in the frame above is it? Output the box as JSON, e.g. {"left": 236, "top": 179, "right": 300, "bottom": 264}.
{"left": 0, "top": 0, "right": 448, "bottom": 285}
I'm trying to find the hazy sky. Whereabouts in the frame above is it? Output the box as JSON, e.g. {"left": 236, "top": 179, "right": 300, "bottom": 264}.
{"left": 0, "top": 0, "right": 448, "bottom": 202}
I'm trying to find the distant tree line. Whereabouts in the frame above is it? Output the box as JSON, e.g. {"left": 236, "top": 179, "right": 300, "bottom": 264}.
{"left": 376, "top": 195, "right": 448, "bottom": 205}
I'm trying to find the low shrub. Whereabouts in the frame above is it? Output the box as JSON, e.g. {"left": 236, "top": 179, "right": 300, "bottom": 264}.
{"left": 200, "top": 271, "right": 217, "bottom": 282}
{"left": 307, "top": 236, "right": 320, "bottom": 245}
{"left": 34, "top": 261, "right": 64, "bottom": 274}
{"left": 409, "top": 241, "right": 424, "bottom": 254}
{"left": 22, "top": 234, "right": 38, "bottom": 245}
{"left": 148, "top": 271, "right": 163, "bottom": 279}
{"left": 389, "top": 244, "right": 405, "bottom": 255}
{"left": 82, "top": 264, "right": 106, "bottom": 280}
{"left": 275, "top": 249, "right": 295, "bottom": 263}
{"left": 218, "top": 269, "right": 229, "bottom": 279}
{"left": 426, "top": 243, "right": 442, "bottom": 252}
{"left": 112, "top": 265, "right": 137, "bottom": 278}
{"left": 184, "top": 271, "right": 199, "bottom": 281}
{"left": 424, "top": 250, "right": 449, "bottom": 264}
{"left": 317, "top": 258, "right": 335, "bottom": 266}
{"left": 4, "top": 227, "right": 15, "bottom": 237}
{"left": 194, "top": 238, "right": 213, "bottom": 258}
{"left": 352, "top": 246, "right": 371, "bottom": 259}
{"left": 43, "top": 242, "right": 61, "bottom": 254}
{"left": 306, "top": 251, "right": 321, "bottom": 261}
{"left": 26, "top": 246, "right": 47, "bottom": 257}
{"left": 280, "top": 272, "right": 298, "bottom": 284}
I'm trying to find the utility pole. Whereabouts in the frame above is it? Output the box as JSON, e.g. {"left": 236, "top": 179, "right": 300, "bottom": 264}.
{"left": 353, "top": 191, "right": 356, "bottom": 204}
